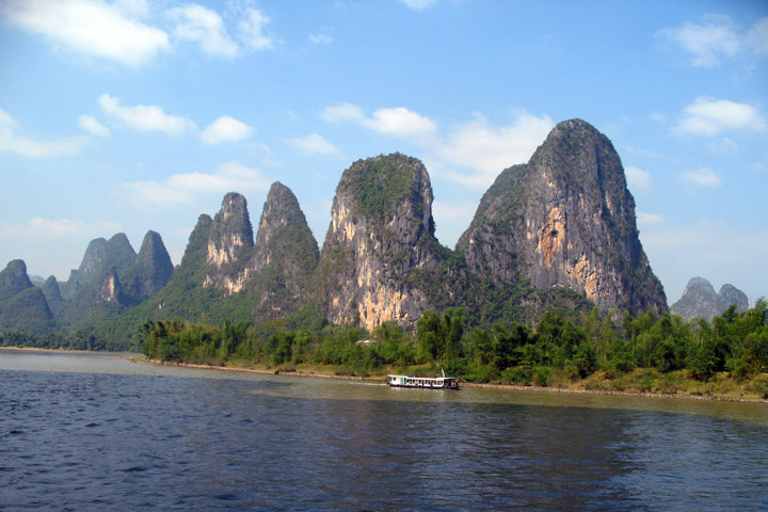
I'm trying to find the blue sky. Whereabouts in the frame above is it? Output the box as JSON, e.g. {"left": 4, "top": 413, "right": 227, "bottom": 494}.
{"left": 0, "top": 0, "right": 766, "bottom": 306}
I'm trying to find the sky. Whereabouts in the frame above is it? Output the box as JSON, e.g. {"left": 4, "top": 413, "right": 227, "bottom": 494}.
{"left": 0, "top": 0, "right": 766, "bottom": 306}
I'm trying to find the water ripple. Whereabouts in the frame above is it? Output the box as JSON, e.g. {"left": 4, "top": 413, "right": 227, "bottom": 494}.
{"left": 0, "top": 355, "right": 767, "bottom": 511}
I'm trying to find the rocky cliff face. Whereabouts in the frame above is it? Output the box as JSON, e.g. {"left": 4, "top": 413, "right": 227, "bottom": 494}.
{"left": 671, "top": 277, "right": 749, "bottom": 321}
{"left": 316, "top": 154, "right": 446, "bottom": 331}
{"left": 203, "top": 192, "right": 255, "bottom": 294}
{"left": 1, "top": 118, "right": 676, "bottom": 341}
{"left": 64, "top": 233, "right": 137, "bottom": 301}
{"left": 459, "top": 119, "right": 667, "bottom": 315}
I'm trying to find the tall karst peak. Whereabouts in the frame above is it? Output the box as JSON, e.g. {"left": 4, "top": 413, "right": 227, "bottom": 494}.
{"left": 460, "top": 119, "right": 667, "bottom": 315}
{"left": 671, "top": 277, "right": 749, "bottom": 321}
{"left": 123, "top": 230, "right": 174, "bottom": 302}
{"left": 77, "top": 238, "right": 107, "bottom": 275}
{"left": 181, "top": 214, "right": 213, "bottom": 268}
{"left": 42, "top": 275, "right": 66, "bottom": 317}
{"left": 255, "top": 182, "right": 307, "bottom": 248}
{"left": 207, "top": 192, "right": 254, "bottom": 269}
{"left": 64, "top": 233, "right": 136, "bottom": 300}
{"left": 0, "top": 260, "right": 53, "bottom": 336}
{"left": 253, "top": 182, "right": 318, "bottom": 271}
{"left": 718, "top": 284, "right": 749, "bottom": 313}
{"left": 318, "top": 153, "right": 445, "bottom": 331}
{"left": 247, "top": 182, "right": 320, "bottom": 316}
{"left": 102, "top": 233, "right": 137, "bottom": 270}
{"left": 0, "top": 259, "right": 34, "bottom": 302}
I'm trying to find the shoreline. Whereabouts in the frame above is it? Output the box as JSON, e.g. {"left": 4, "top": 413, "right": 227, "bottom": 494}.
{"left": 143, "top": 357, "right": 768, "bottom": 404}
{"left": 3, "top": 347, "right": 765, "bottom": 403}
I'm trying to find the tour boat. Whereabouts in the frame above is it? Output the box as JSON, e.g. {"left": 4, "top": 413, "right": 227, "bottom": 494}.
{"left": 386, "top": 370, "right": 459, "bottom": 390}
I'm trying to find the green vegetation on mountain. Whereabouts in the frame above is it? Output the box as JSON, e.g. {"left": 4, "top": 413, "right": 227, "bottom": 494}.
{"left": 338, "top": 153, "right": 417, "bottom": 221}
{"left": 0, "top": 119, "right": 747, "bottom": 394}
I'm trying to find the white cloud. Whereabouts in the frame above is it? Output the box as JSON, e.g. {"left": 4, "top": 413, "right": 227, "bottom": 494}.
{"left": 78, "top": 114, "right": 111, "bottom": 138}
{"left": 288, "top": 133, "right": 340, "bottom": 155}
{"left": 636, "top": 212, "right": 664, "bottom": 227}
{"left": 200, "top": 116, "right": 253, "bottom": 144}
{"left": 679, "top": 167, "right": 721, "bottom": 187}
{"left": 0, "top": 217, "right": 122, "bottom": 239}
{"left": 309, "top": 32, "right": 333, "bottom": 45}
{"left": 322, "top": 102, "right": 554, "bottom": 188}
{"left": 98, "top": 93, "right": 196, "bottom": 136}
{"left": 167, "top": 4, "right": 272, "bottom": 57}
{"left": 434, "top": 112, "right": 554, "bottom": 187}
{"left": 658, "top": 15, "right": 768, "bottom": 67}
{"left": 126, "top": 161, "right": 270, "bottom": 205}
{"left": 625, "top": 166, "right": 652, "bottom": 193}
{"left": 1, "top": 1, "right": 275, "bottom": 64}
{"left": 365, "top": 107, "right": 438, "bottom": 140}
{"left": 322, "top": 103, "right": 438, "bottom": 140}
{"left": 0, "top": 0, "right": 170, "bottom": 66}
{"left": 400, "top": 0, "right": 438, "bottom": 11}
{"left": 168, "top": 3, "right": 239, "bottom": 58}
{"left": 321, "top": 103, "right": 366, "bottom": 123}
{"left": 746, "top": 18, "right": 768, "bottom": 56}
{"left": 238, "top": 7, "right": 273, "bottom": 51}
{"left": 674, "top": 96, "right": 766, "bottom": 136}
{"left": 0, "top": 108, "right": 88, "bottom": 158}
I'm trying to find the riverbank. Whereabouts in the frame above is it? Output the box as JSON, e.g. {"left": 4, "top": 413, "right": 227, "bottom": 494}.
{"left": 138, "top": 357, "right": 768, "bottom": 404}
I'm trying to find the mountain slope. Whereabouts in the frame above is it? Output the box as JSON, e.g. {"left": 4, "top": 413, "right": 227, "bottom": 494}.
{"left": 315, "top": 154, "right": 448, "bottom": 330}
{"left": 458, "top": 119, "right": 667, "bottom": 315}
{"left": 671, "top": 277, "right": 749, "bottom": 321}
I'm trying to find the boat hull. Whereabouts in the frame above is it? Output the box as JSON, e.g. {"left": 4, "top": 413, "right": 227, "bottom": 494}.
{"left": 386, "top": 374, "right": 459, "bottom": 390}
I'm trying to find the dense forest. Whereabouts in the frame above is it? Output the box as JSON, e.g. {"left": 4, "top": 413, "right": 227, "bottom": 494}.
{"left": 4, "top": 300, "right": 767, "bottom": 397}
{"left": 121, "top": 299, "right": 768, "bottom": 396}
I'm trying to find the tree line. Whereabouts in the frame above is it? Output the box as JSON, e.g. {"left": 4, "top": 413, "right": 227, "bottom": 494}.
{"left": 136, "top": 300, "right": 768, "bottom": 386}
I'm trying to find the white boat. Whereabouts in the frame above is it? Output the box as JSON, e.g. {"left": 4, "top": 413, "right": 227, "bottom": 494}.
{"left": 386, "top": 370, "right": 459, "bottom": 390}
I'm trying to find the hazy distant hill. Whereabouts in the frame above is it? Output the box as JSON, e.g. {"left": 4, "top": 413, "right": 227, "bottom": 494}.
{"left": 671, "top": 277, "right": 749, "bottom": 321}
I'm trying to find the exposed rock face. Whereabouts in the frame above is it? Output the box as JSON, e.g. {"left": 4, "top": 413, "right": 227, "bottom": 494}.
{"left": 247, "top": 182, "right": 319, "bottom": 315}
{"left": 99, "top": 267, "right": 124, "bottom": 304}
{"left": 66, "top": 233, "right": 136, "bottom": 305}
{"left": 671, "top": 277, "right": 749, "bottom": 321}
{"left": 719, "top": 284, "right": 749, "bottom": 312}
{"left": 459, "top": 119, "right": 667, "bottom": 315}
{"left": 122, "top": 230, "right": 174, "bottom": 302}
{"left": 1, "top": 119, "right": 677, "bottom": 340}
{"left": 203, "top": 192, "right": 255, "bottom": 294}
{"left": 316, "top": 154, "right": 446, "bottom": 331}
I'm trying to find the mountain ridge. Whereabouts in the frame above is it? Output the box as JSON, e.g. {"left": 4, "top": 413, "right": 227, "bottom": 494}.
{"left": 1, "top": 119, "right": 672, "bottom": 346}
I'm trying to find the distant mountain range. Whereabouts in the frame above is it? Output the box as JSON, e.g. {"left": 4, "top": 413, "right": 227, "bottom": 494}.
{"left": 0, "top": 119, "right": 671, "bottom": 348}
{"left": 670, "top": 277, "right": 749, "bottom": 321}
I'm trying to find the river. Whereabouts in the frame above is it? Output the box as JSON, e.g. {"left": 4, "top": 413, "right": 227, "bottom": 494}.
{"left": 1, "top": 349, "right": 767, "bottom": 511}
